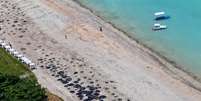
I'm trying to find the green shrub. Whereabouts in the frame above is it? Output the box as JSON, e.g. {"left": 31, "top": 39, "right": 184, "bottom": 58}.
{"left": 0, "top": 73, "right": 47, "bottom": 101}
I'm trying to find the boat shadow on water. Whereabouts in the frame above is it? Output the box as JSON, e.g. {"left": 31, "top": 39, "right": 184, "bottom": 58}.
{"left": 154, "top": 16, "right": 171, "bottom": 21}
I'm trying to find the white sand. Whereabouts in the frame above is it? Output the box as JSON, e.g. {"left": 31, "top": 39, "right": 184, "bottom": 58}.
{"left": 1, "top": 0, "right": 201, "bottom": 101}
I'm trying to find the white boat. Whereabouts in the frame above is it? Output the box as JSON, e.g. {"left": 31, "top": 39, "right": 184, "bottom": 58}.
{"left": 154, "top": 23, "right": 161, "bottom": 27}
{"left": 154, "top": 11, "right": 170, "bottom": 21}
{"left": 152, "top": 23, "right": 167, "bottom": 31}
{"left": 154, "top": 12, "right": 165, "bottom": 16}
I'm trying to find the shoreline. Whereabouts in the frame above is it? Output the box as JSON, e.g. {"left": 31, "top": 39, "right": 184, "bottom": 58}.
{"left": 73, "top": 0, "right": 201, "bottom": 92}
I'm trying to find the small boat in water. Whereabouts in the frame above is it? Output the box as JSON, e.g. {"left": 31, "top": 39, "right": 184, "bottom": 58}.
{"left": 154, "top": 11, "right": 170, "bottom": 21}
{"left": 152, "top": 23, "right": 167, "bottom": 31}
{"left": 154, "top": 12, "right": 165, "bottom": 16}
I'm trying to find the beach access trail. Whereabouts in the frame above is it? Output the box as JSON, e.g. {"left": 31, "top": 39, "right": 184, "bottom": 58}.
{"left": 1, "top": 0, "right": 201, "bottom": 100}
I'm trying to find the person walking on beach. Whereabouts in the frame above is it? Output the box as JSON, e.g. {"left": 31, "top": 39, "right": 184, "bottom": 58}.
{"left": 99, "top": 27, "right": 103, "bottom": 32}
{"left": 65, "top": 35, "right": 67, "bottom": 39}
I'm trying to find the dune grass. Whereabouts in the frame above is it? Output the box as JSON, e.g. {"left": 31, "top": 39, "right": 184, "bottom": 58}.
{"left": 0, "top": 48, "right": 46, "bottom": 100}
{"left": 0, "top": 48, "right": 35, "bottom": 80}
{"left": 0, "top": 48, "right": 63, "bottom": 101}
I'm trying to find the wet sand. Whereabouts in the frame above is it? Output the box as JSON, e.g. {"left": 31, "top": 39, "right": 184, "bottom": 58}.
{"left": 1, "top": 0, "right": 201, "bottom": 101}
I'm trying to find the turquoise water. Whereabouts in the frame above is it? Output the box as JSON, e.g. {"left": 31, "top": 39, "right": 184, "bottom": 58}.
{"left": 78, "top": 0, "right": 201, "bottom": 76}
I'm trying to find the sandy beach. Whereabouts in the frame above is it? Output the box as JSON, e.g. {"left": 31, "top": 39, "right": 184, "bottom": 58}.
{"left": 1, "top": 0, "right": 201, "bottom": 100}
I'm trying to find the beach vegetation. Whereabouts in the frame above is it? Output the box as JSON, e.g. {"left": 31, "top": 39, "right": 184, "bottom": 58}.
{"left": 0, "top": 48, "right": 47, "bottom": 101}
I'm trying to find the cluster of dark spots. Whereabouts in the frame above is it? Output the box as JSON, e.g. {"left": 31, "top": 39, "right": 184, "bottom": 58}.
{"left": 0, "top": 0, "right": 30, "bottom": 40}
{"left": 36, "top": 54, "right": 113, "bottom": 101}
{"left": 18, "top": 35, "right": 23, "bottom": 38}
{"left": 26, "top": 42, "right": 31, "bottom": 45}
{"left": 20, "top": 47, "right": 26, "bottom": 51}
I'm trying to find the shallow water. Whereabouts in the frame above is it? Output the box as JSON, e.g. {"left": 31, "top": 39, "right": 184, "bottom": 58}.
{"left": 78, "top": 0, "right": 201, "bottom": 76}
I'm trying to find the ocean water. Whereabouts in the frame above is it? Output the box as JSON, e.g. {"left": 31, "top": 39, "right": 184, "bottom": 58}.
{"left": 78, "top": 0, "right": 201, "bottom": 76}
